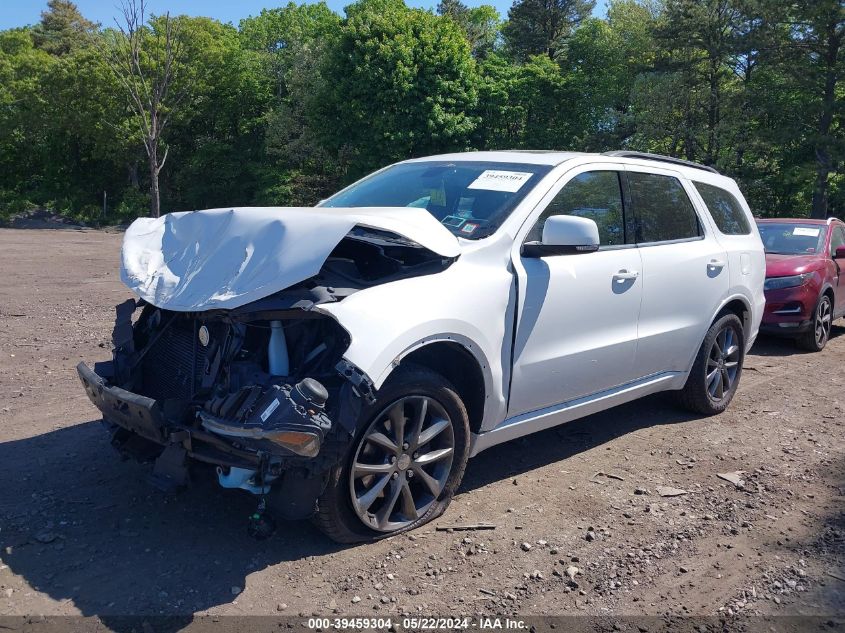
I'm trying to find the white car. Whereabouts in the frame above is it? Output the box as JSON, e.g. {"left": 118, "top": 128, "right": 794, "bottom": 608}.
{"left": 78, "top": 150, "right": 765, "bottom": 542}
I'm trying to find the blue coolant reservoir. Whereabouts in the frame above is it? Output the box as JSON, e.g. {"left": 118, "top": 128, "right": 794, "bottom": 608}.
{"left": 268, "top": 320, "right": 289, "bottom": 376}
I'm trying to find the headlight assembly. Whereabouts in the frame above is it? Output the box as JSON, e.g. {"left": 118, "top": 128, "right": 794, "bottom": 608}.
{"left": 764, "top": 272, "right": 813, "bottom": 291}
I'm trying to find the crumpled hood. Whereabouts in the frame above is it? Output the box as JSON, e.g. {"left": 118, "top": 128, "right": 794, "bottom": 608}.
{"left": 120, "top": 206, "right": 461, "bottom": 312}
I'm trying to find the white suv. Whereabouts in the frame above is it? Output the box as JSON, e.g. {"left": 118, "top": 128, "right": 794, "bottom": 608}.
{"left": 78, "top": 150, "right": 765, "bottom": 542}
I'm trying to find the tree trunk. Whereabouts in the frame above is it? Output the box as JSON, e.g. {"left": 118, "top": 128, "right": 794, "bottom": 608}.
{"left": 705, "top": 56, "right": 720, "bottom": 166}
{"left": 127, "top": 162, "right": 139, "bottom": 188}
{"left": 810, "top": 18, "right": 841, "bottom": 219}
{"left": 683, "top": 72, "right": 696, "bottom": 161}
{"left": 147, "top": 108, "right": 162, "bottom": 218}
{"left": 811, "top": 158, "right": 831, "bottom": 219}
{"left": 149, "top": 142, "right": 161, "bottom": 218}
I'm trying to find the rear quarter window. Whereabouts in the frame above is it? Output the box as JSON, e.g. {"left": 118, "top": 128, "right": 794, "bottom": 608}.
{"left": 693, "top": 182, "right": 751, "bottom": 235}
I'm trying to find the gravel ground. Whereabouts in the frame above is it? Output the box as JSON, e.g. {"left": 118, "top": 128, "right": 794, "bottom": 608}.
{"left": 0, "top": 228, "right": 843, "bottom": 628}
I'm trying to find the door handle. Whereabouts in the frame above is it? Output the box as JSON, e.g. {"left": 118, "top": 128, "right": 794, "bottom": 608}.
{"left": 708, "top": 259, "right": 727, "bottom": 268}
{"left": 613, "top": 269, "right": 639, "bottom": 282}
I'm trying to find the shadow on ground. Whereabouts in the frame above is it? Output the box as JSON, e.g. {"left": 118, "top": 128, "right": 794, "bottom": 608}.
{"left": 460, "top": 392, "right": 697, "bottom": 491}
{"left": 0, "top": 390, "right": 701, "bottom": 627}
{"left": 751, "top": 324, "right": 845, "bottom": 357}
{"left": 0, "top": 420, "right": 343, "bottom": 628}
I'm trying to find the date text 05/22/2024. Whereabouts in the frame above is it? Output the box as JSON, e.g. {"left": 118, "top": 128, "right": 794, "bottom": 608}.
{"left": 306, "top": 617, "right": 528, "bottom": 630}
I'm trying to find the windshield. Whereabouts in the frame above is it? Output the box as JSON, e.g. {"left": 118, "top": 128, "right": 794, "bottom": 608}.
{"left": 320, "top": 161, "right": 552, "bottom": 239}
{"left": 757, "top": 222, "right": 826, "bottom": 255}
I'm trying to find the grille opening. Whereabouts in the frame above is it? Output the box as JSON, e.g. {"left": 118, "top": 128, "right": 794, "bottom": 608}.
{"left": 139, "top": 319, "right": 223, "bottom": 401}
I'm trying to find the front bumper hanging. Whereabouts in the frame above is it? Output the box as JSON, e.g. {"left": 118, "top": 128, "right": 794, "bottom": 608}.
{"left": 76, "top": 361, "right": 334, "bottom": 468}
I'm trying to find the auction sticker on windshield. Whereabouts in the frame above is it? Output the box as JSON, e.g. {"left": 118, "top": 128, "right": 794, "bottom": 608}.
{"left": 793, "top": 227, "right": 821, "bottom": 236}
{"left": 467, "top": 170, "right": 533, "bottom": 192}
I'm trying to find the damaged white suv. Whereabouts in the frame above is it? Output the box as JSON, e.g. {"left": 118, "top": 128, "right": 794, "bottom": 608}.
{"left": 78, "top": 151, "right": 765, "bottom": 542}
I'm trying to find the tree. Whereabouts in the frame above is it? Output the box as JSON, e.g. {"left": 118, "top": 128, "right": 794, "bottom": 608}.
{"left": 0, "top": 0, "right": 841, "bottom": 222}
{"left": 437, "top": 0, "right": 500, "bottom": 59}
{"left": 165, "top": 17, "right": 274, "bottom": 209}
{"left": 474, "top": 52, "right": 577, "bottom": 150}
{"left": 100, "top": 0, "right": 189, "bottom": 217}
{"left": 773, "top": 0, "right": 844, "bottom": 218}
{"left": 654, "top": 0, "right": 748, "bottom": 166}
{"left": 561, "top": 18, "right": 629, "bottom": 148}
{"left": 239, "top": 3, "right": 340, "bottom": 96}
{"left": 502, "top": 0, "right": 595, "bottom": 60}
{"left": 32, "top": 0, "right": 96, "bottom": 56}
{"left": 240, "top": 3, "right": 342, "bottom": 204}
{"left": 37, "top": 42, "right": 134, "bottom": 214}
{"left": 0, "top": 29, "right": 56, "bottom": 212}
{"left": 319, "top": 0, "right": 479, "bottom": 177}
{"left": 474, "top": 53, "right": 527, "bottom": 147}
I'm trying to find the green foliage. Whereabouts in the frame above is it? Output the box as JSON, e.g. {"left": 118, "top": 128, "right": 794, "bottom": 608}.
{"left": 437, "top": 0, "right": 500, "bottom": 59}
{"left": 159, "top": 17, "right": 275, "bottom": 209}
{"left": 503, "top": 0, "right": 595, "bottom": 60}
{"left": 241, "top": 2, "right": 342, "bottom": 204}
{"left": 0, "top": 0, "right": 841, "bottom": 222}
{"left": 0, "top": 29, "right": 57, "bottom": 206}
{"left": 113, "top": 187, "right": 150, "bottom": 222}
{"left": 474, "top": 53, "right": 527, "bottom": 147}
{"left": 319, "top": 0, "right": 479, "bottom": 178}
{"left": 239, "top": 2, "right": 340, "bottom": 95}
{"left": 32, "top": 0, "right": 96, "bottom": 56}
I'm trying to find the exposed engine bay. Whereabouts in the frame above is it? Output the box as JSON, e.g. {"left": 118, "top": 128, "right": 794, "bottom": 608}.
{"left": 77, "top": 225, "right": 457, "bottom": 527}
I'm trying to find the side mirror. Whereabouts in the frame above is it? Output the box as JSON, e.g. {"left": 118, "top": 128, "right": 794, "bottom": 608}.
{"left": 522, "top": 215, "right": 600, "bottom": 258}
{"left": 835, "top": 245, "right": 845, "bottom": 259}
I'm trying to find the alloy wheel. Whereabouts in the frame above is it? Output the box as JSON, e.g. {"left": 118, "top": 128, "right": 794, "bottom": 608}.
{"left": 706, "top": 324, "right": 741, "bottom": 401}
{"left": 350, "top": 396, "right": 455, "bottom": 532}
{"left": 814, "top": 296, "right": 832, "bottom": 348}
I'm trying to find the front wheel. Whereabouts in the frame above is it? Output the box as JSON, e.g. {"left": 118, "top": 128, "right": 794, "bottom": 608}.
{"left": 797, "top": 294, "right": 832, "bottom": 352}
{"left": 313, "top": 365, "right": 470, "bottom": 543}
{"left": 677, "top": 313, "right": 745, "bottom": 415}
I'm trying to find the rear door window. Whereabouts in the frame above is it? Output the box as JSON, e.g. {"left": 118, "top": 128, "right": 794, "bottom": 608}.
{"left": 626, "top": 172, "right": 701, "bottom": 244}
{"left": 693, "top": 182, "right": 751, "bottom": 235}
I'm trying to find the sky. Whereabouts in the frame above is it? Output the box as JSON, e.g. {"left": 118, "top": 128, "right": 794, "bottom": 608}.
{"left": 0, "top": 0, "right": 608, "bottom": 30}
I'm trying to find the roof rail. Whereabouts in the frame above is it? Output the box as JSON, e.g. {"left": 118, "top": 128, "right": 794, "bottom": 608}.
{"left": 602, "top": 151, "right": 719, "bottom": 174}
{"left": 827, "top": 216, "right": 841, "bottom": 224}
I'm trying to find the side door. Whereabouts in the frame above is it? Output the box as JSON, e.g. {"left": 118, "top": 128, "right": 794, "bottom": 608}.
{"left": 828, "top": 224, "right": 845, "bottom": 317}
{"left": 624, "top": 166, "right": 730, "bottom": 377}
{"left": 507, "top": 165, "right": 643, "bottom": 418}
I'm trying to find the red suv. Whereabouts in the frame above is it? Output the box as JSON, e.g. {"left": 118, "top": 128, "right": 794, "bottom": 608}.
{"left": 757, "top": 218, "right": 845, "bottom": 351}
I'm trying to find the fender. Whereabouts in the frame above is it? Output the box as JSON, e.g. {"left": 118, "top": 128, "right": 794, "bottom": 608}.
{"left": 820, "top": 282, "right": 836, "bottom": 305}
{"left": 315, "top": 246, "right": 517, "bottom": 434}
{"left": 338, "top": 333, "right": 504, "bottom": 433}
{"left": 681, "top": 292, "right": 754, "bottom": 377}
{"left": 377, "top": 333, "right": 491, "bottom": 384}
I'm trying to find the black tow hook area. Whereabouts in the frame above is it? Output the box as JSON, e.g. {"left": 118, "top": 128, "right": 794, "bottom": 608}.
{"left": 148, "top": 445, "right": 190, "bottom": 492}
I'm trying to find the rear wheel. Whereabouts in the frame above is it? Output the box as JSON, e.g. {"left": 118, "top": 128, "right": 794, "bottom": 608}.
{"left": 677, "top": 313, "right": 745, "bottom": 415}
{"left": 797, "top": 294, "right": 832, "bottom": 352}
{"left": 313, "top": 365, "right": 470, "bottom": 543}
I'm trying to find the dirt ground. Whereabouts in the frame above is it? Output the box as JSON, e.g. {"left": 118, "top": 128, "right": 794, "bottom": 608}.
{"left": 0, "top": 228, "right": 843, "bottom": 628}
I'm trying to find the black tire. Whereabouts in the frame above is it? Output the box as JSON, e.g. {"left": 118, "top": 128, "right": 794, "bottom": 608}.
{"left": 313, "top": 364, "right": 470, "bottom": 543}
{"left": 797, "top": 294, "right": 832, "bottom": 352}
{"left": 677, "top": 313, "right": 745, "bottom": 415}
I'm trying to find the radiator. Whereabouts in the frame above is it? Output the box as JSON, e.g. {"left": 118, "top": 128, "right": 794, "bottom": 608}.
{"left": 140, "top": 320, "right": 207, "bottom": 401}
